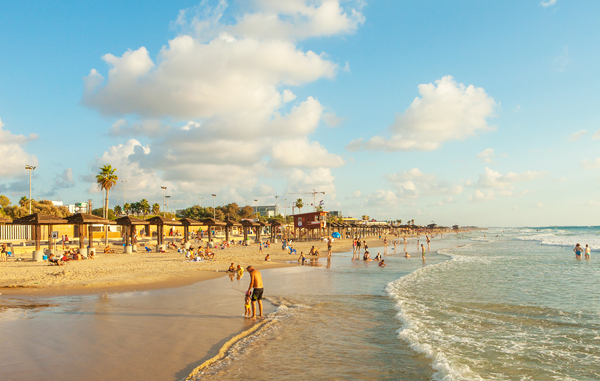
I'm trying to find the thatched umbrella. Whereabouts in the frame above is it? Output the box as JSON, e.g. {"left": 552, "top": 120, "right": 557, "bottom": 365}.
{"left": 147, "top": 216, "right": 182, "bottom": 249}
{"left": 240, "top": 220, "right": 260, "bottom": 243}
{"left": 114, "top": 216, "right": 150, "bottom": 253}
{"left": 179, "top": 218, "right": 203, "bottom": 243}
{"left": 201, "top": 218, "right": 227, "bottom": 242}
{"left": 269, "top": 220, "right": 283, "bottom": 242}
{"left": 224, "top": 218, "right": 242, "bottom": 243}
{"left": 65, "top": 213, "right": 109, "bottom": 256}
{"left": 12, "top": 213, "right": 68, "bottom": 261}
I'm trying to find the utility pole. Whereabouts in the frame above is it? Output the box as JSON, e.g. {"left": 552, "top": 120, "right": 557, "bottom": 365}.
{"left": 275, "top": 195, "right": 279, "bottom": 217}
{"left": 161, "top": 186, "right": 167, "bottom": 217}
{"left": 211, "top": 194, "right": 216, "bottom": 219}
{"left": 121, "top": 180, "right": 129, "bottom": 208}
{"left": 165, "top": 196, "right": 171, "bottom": 215}
{"left": 199, "top": 197, "right": 204, "bottom": 208}
{"left": 25, "top": 165, "right": 36, "bottom": 214}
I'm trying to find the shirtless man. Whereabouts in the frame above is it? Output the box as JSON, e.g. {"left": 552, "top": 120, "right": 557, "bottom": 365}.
{"left": 246, "top": 266, "right": 264, "bottom": 318}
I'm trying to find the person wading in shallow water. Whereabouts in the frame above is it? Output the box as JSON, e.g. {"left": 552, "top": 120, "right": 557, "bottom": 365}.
{"left": 246, "top": 266, "right": 264, "bottom": 318}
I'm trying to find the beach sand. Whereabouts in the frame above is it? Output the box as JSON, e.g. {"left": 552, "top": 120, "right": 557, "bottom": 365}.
{"left": 0, "top": 237, "right": 357, "bottom": 296}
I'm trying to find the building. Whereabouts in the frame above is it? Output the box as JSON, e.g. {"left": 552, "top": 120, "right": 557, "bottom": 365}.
{"left": 329, "top": 210, "right": 343, "bottom": 217}
{"left": 293, "top": 211, "right": 329, "bottom": 239}
{"left": 67, "top": 203, "right": 89, "bottom": 214}
{"left": 256, "top": 205, "right": 277, "bottom": 217}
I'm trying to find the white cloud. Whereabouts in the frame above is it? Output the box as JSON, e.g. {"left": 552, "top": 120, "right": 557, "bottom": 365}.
{"left": 365, "top": 190, "right": 398, "bottom": 208}
{"left": 386, "top": 168, "right": 463, "bottom": 198}
{"left": 469, "top": 190, "right": 495, "bottom": 202}
{"left": 592, "top": 129, "right": 600, "bottom": 140}
{"left": 536, "top": 202, "right": 548, "bottom": 208}
{"left": 0, "top": 118, "right": 38, "bottom": 177}
{"left": 83, "top": 1, "right": 355, "bottom": 200}
{"left": 475, "top": 167, "right": 547, "bottom": 188}
{"left": 353, "top": 190, "right": 361, "bottom": 197}
{"left": 588, "top": 201, "right": 600, "bottom": 206}
{"left": 568, "top": 129, "right": 588, "bottom": 141}
{"left": 347, "top": 76, "right": 496, "bottom": 151}
{"left": 477, "top": 148, "right": 495, "bottom": 164}
{"left": 270, "top": 138, "right": 344, "bottom": 169}
{"left": 540, "top": 0, "right": 557, "bottom": 7}
{"left": 581, "top": 158, "right": 600, "bottom": 169}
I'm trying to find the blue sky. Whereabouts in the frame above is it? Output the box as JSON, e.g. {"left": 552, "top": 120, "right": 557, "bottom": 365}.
{"left": 1, "top": 0, "right": 599, "bottom": 227}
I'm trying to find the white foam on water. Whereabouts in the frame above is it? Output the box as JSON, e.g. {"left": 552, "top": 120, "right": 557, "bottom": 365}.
{"left": 386, "top": 256, "right": 486, "bottom": 381}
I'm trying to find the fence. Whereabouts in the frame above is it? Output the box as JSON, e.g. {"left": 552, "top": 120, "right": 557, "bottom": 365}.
{"left": 0, "top": 224, "right": 31, "bottom": 241}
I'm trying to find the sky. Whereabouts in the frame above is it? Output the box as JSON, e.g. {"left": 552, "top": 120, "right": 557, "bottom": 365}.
{"left": 1, "top": 0, "right": 600, "bottom": 227}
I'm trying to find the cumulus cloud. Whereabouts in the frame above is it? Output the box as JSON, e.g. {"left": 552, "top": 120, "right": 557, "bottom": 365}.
{"left": 477, "top": 148, "right": 495, "bottom": 163}
{"left": 365, "top": 190, "right": 398, "bottom": 208}
{"left": 474, "top": 167, "right": 547, "bottom": 188}
{"left": 83, "top": 1, "right": 356, "bottom": 200}
{"left": 581, "top": 158, "right": 600, "bottom": 169}
{"left": 0, "top": 118, "right": 38, "bottom": 179}
{"left": 386, "top": 168, "right": 463, "bottom": 198}
{"left": 347, "top": 76, "right": 496, "bottom": 151}
{"left": 592, "top": 129, "right": 600, "bottom": 140}
{"left": 568, "top": 129, "right": 588, "bottom": 141}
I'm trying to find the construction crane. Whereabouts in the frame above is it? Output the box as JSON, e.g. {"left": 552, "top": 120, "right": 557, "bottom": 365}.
{"left": 287, "top": 189, "right": 325, "bottom": 212}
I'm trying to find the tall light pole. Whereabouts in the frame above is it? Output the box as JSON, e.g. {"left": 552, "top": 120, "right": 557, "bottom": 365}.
{"left": 25, "top": 165, "right": 36, "bottom": 214}
{"left": 275, "top": 195, "right": 279, "bottom": 217}
{"left": 165, "top": 196, "right": 171, "bottom": 215}
{"left": 121, "top": 180, "right": 129, "bottom": 209}
{"left": 211, "top": 194, "right": 216, "bottom": 219}
{"left": 284, "top": 198, "right": 287, "bottom": 222}
{"left": 199, "top": 197, "right": 204, "bottom": 208}
{"left": 161, "top": 186, "right": 167, "bottom": 217}
{"left": 254, "top": 199, "right": 258, "bottom": 219}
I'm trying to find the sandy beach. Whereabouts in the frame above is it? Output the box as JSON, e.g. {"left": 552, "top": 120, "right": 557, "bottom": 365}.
{"left": 0, "top": 236, "right": 360, "bottom": 296}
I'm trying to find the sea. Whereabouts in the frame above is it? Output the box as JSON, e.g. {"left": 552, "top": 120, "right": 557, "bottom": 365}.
{"left": 194, "top": 227, "right": 600, "bottom": 380}
{"left": 2, "top": 227, "right": 600, "bottom": 380}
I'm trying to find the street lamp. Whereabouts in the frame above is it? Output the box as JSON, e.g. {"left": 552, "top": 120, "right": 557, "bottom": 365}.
{"left": 25, "top": 165, "right": 36, "bottom": 214}
{"left": 199, "top": 197, "right": 204, "bottom": 208}
{"left": 284, "top": 198, "right": 287, "bottom": 221}
{"left": 211, "top": 194, "right": 216, "bottom": 219}
{"left": 275, "top": 195, "right": 279, "bottom": 216}
{"left": 254, "top": 199, "right": 258, "bottom": 219}
{"left": 161, "top": 186, "right": 167, "bottom": 217}
{"left": 165, "top": 195, "right": 171, "bottom": 215}
{"left": 121, "top": 180, "right": 129, "bottom": 210}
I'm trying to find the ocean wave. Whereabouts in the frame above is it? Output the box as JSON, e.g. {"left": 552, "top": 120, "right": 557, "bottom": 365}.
{"left": 385, "top": 258, "right": 486, "bottom": 381}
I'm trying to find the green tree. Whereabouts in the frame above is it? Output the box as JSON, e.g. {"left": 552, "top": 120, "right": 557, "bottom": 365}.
{"left": 92, "top": 207, "right": 116, "bottom": 220}
{"left": 316, "top": 205, "right": 324, "bottom": 212}
{"left": 152, "top": 203, "right": 160, "bottom": 215}
{"left": 95, "top": 164, "right": 118, "bottom": 219}
{"left": 295, "top": 198, "right": 304, "bottom": 214}
{"left": 240, "top": 205, "right": 254, "bottom": 218}
{"left": 130, "top": 202, "right": 141, "bottom": 216}
{"left": 123, "top": 202, "right": 131, "bottom": 215}
{"left": 140, "top": 199, "right": 150, "bottom": 217}
{"left": 362, "top": 215, "right": 369, "bottom": 220}
{"left": 19, "top": 196, "right": 28, "bottom": 207}
{"left": 114, "top": 205, "right": 122, "bottom": 215}
{"left": 0, "top": 195, "right": 10, "bottom": 208}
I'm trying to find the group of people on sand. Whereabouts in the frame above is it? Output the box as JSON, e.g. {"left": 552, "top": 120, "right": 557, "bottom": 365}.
{"left": 573, "top": 243, "right": 592, "bottom": 259}
{"left": 48, "top": 249, "right": 96, "bottom": 266}
{"left": 182, "top": 245, "right": 215, "bottom": 262}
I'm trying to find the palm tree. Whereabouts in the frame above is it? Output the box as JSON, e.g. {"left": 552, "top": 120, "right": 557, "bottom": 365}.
{"left": 114, "top": 205, "right": 122, "bottom": 215}
{"left": 95, "top": 165, "right": 118, "bottom": 219}
{"left": 123, "top": 203, "right": 131, "bottom": 215}
{"left": 140, "top": 199, "right": 150, "bottom": 218}
{"left": 295, "top": 198, "right": 304, "bottom": 214}
{"left": 152, "top": 203, "right": 160, "bottom": 215}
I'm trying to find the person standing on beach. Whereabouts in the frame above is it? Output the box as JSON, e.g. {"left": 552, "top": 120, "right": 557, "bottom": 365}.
{"left": 246, "top": 266, "right": 263, "bottom": 318}
{"left": 327, "top": 238, "right": 332, "bottom": 256}
{"left": 259, "top": 242, "right": 263, "bottom": 254}
{"left": 426, "top": 236, "right": 431, "bottom": 250}
{"left": 357, "top": 239, "right": 362, "bottom": 255}
{"left": 421, "top": 244, "right": 426, "bottom": 259}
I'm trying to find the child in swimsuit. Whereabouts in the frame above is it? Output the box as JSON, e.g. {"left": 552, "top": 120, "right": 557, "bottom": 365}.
{"left": 244, "top": 294, "right": 251, "bottom": 317}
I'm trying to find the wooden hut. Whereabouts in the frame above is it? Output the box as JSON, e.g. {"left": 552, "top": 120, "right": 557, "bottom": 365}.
{"left": 12, "top": 213, "right": 68, "bottom": 261}
{"left": 224, "top": 218, "right": 242, "bottom": 243}
{"left": 65, "top": 213, "right": 109, "bottom": 257}
{"left": 147, "top": 216, "right": 182, "bottom": 250}
{"left": 179, "top": 218, "right": 203, "bottom": 243}
{"left": 240, "top": 220, "right": 260, "bottom": 243}
{"left": 114, "top": 216, "right": 150, "bottom": 253}
{"left": 201, "top": 218, "right": 227, "bottom": 241}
